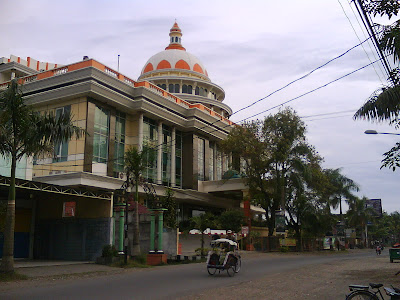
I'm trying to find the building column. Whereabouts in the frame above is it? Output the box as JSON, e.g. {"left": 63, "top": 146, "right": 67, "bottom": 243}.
{"left": 158, "top": 212, "right": 164, "bottom": 253}
{"left": 149, "top": 214, "right": 156, "bottom": 253}
{"left": 119, "top": 209, "right": 125, "bottom": 253}
{"left": 213, "top": 143, "right": 217, "bottom": 180}
{"left": 138, "top": 113, "right": 144, "bottom": 151}
{"left": 11, "top": 69, "right": 16, "bottom": 80}
{"left": 171, "top": 127, "right": 176, "bottom": 187}
{"left": 157, "top": 121, "right": 163, "bottom": 184}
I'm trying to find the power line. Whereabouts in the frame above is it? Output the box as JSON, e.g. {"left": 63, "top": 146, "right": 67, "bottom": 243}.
{"left": 237, "top": 56, "right": 384, "bottom": 123}
{"left": 338, "top": 0, "right": 385, "bottom": 83}
{"left": 300, "top": 109, "right": 357, "bottom": 118}
{"left": 231, "top": 34, "right": 375, "bottom": 117}
{"left": 353, "top": 0, "right": 395, "bottom": 84}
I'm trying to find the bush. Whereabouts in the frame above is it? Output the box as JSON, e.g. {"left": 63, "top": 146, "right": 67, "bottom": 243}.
{"left": 102, "top": 244, "right": 118, "bottom": 258}
{"left": 195, "top": 247, "right": 210, "bottom": 256}
{"left": 134, "top": 253, "right": 147, "bottom": 264}
{"left": 280, "top": 246, "right": 289, "bottom": 252}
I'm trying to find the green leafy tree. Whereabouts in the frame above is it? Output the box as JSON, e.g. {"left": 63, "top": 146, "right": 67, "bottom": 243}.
{"left": 285, "top": 151, "right": 326, "bottom": 250}
{"left": 218, "top": 210, "right": 244, "bottom": 233}
{"left": 161, "top": 187, "right": 177, "bottom": 229}
{"left": 191, "top": 212, "right": 217, "bottom": 257}
{"left": 346, "top": 196, "right": 374, "bottom": 247}
{"left": 0, "top": 80, "right": 84, "bottom": 273}
{"left": 388, "top": 211, "right": 400, "bottom": 244}
{"left": 221, "top": 107, "right": 315, "bottom": 237}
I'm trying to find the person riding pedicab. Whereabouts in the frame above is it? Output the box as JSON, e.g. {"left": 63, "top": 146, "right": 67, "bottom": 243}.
{"left": 226, "top": 230, "right": 237, "bottom": 245}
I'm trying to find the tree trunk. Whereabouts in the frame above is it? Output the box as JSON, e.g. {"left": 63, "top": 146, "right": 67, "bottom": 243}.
{"left": 131, "top": 178, "right": 141, "bottom": 256}
{"left": 201, "top": 233, "right": 205, "bottom": 257}
{"left": 1, "top": 155, "right": 17, "bottom": 273}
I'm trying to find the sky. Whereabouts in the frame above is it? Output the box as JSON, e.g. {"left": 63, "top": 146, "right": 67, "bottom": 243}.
{"left": 1, "top": 0, "right": 400, "bottom": 213}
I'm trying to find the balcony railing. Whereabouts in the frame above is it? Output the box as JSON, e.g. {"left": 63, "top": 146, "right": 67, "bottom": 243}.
{"left": 1, "top": 59, "right": 234, "bottom": 126}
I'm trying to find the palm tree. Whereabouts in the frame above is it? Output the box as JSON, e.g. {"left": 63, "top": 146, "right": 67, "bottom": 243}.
{"left": 347, "top": 196, "right": 373, "bottom": 247}
{"left": 124, "top": 146, "right": 148, "bottom": 256}
{"left": 323, "top": 168, "right": 359, "bottom": 219}
{"left": 0, "top": 80, "right": 84, "bottom": 273}
{"left": 353, "top": 13, "right": 400, "bottom": 170}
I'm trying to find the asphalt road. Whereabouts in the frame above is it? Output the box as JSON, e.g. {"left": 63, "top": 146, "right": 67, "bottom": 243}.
{"left": 2, "top": 251, "right": 373, "bottom": 300}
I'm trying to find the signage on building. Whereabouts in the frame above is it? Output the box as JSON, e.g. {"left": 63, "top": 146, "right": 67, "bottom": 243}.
{"left": 63, "top": 201, "right": 76, "bottom": 217}
{"left": 241, "top": 226, "right": 249, "bottom": 236}
{"left": 275, "top": 210, "right": 286, "bottom": 233}
{"left": 365, "top": 199, "right": 382, "bottom": 217}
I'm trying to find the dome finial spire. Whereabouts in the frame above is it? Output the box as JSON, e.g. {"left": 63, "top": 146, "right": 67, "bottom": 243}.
{"left": 165, "top": 21, "right": 186, "bottom": 51}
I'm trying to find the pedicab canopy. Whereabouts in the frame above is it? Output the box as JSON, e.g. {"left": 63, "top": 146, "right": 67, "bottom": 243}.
{"left": 210, "top": 238, "right": 238, "bottom": 248}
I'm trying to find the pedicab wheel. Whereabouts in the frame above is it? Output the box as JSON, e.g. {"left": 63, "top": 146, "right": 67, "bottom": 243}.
{"left": 234, "top": 257, "right": 241, "bottom": 273}
{"left": 207, "top": 266, "right": 217, "bottom": 275}
{"left": 227, "top": 265, "right": 235, "bottom": 277}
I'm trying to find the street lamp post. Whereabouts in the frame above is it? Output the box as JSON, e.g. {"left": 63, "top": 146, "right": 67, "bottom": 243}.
{"left": 364, "top": 130, "right": 400, "bottom": 135}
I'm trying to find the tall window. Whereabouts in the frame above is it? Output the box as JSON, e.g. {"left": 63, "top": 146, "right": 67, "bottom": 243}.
{"left": 93, "top": 106, "right": 110, "bottom": 163}
{"left": 162, "top": 125, "right": 172, "bottom": 185}
{"left": 143, "top": 117, "right": 158, "bottom": 183}
{"left": 209, "top": 142, "right": 214, "bottom": 181}
{"left": 216, "top": 149, "right": 222, "bottom": 180}
{"left": 168, "top": 84, "right": 180, "bottom": 93}
{"left": 198, "top": 138, "right": 205, "bottom": 181}
{"left": 53, "top": 105, "right": 71, "bottom": 162}
{"left": 175, "top": 131, "right": 182, "bottom": 187}
{"left": 114, "top": 111, "right": 126, "bottom": 176}
{"left": 195, "top": 86, "right": 200, "bottom": 95}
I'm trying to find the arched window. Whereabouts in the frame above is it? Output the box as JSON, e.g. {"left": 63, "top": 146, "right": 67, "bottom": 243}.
{"left": 200, "top": 87, "right": 204, "bottom": 96}
{"left": 158, "top": 84, "right": 167, "bottom": 90}
{"left": 175, "top": 37, "right": 178, "bottom": 42}
{"left": 175, "top": 84, "right": 180, "bottom": 93}
{"left": 171, "top": 37, "right": 173, "bottom": 43}
{"left": 182, "top": 84, "right": 187, "bottom": 93}
{"left": 204, "top": 89, "right": 208, "bottom": 97}
{"left": 188, "top": 85, "right": 192, "bottom": 94}
{"left": 169, "top": 84, "right": 174, "bottom": 93}
{"left": 195, "top": 86, "right": 199, "bottom": 95}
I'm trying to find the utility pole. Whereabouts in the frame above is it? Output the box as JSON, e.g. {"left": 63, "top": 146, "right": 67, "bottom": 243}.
{"left": 354, "top": 0, "right": 395, "bottom": 84}
{"left": 118, "top": 55, "right": 120, "bottom": 72}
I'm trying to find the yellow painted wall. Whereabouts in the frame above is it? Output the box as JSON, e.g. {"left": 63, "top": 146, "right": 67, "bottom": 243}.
{"left": 32, "top": 97, "right": 87, "bottom": 177}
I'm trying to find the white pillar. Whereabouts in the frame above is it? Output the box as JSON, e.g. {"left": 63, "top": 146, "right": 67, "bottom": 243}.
{"left": 11, "top": 69, "right": 16, "bottom": 80}
{"left": 138, "top": 113, "right": 144, "bottom": 151}
{"left": 157, "top": 121, "right": 163, "bottom": 184}
{"left": 171, "top": 127, "right": 176, "bottom": 187}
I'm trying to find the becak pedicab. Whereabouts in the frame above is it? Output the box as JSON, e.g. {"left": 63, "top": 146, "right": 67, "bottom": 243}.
{"left": 206, "top": 238, "right": 241, "bottom": 277}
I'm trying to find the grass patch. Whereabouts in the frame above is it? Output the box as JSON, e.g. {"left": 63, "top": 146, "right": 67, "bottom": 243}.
{"left": 111, "top": 258, "right": 151, "bottom": 269}
{"left": 0, "top": 271, "right": 28, "bottom": 282}
{"left": 166, "top": 258, "right": 207, "bottom": 265}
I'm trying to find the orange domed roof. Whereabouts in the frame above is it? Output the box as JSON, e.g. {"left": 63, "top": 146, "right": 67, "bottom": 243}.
{"left": 140, "top": 22, "right": 209, "bottom": 79}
